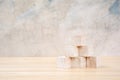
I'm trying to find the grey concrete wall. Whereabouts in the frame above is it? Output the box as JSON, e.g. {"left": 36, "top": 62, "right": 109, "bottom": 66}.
{"left": 0, "top": 0, "right": 120, "bottom": 56}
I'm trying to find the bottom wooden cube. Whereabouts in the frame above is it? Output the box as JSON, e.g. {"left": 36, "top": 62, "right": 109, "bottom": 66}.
{"left": 86, "top": 56, "right": 96, "bottom": 68}
{"left": 70, "top": 57, "right": 80, "bottom": 68}
{"left": 70, "top": 57, "right": 86, "bottom": 68}
{"left": 57, "top": 56, "right": 71, "bottom": 68}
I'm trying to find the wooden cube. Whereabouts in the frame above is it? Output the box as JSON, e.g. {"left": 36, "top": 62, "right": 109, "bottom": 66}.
{"left": 57, "top": 56, "right": 71, "bottom": 68}
{"left": 70, "top": 57, "right": 80, "bottom": 68}
{"left": 77, "top": 46, "right": 88, "bottom": 56}
{"left": 86, "top": 56, "right": 96, "bottom": 68}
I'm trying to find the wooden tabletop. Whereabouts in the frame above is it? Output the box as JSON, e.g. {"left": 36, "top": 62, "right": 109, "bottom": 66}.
{"left": 0, "top": 56, "right": 120, "bottom": 80}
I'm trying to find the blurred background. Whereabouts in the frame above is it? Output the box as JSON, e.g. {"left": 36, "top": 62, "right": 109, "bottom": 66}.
{"left": 0, "top": 0, "right": 120, "bottom": 56}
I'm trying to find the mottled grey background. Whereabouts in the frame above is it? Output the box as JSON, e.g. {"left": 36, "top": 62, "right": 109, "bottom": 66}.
{"left": 0, "top": 0, "right": 120, "bottom": 56}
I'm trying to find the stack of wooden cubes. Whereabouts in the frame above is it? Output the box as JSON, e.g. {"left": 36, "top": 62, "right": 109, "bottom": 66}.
{"left": 57, "top": 36, "right": 96, "bottom": 68}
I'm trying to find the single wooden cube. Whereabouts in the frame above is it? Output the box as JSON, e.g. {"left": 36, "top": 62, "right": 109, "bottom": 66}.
{"left": 86, "top": 56, "right": 96, "bottom": 68}
{"left": 57, "top": 56, "right": 71, "bottom": 68}
{"left": 77, "top": 46, "right": 88, "bottom": 56}
{"left": 70, "top": 57, "right": 80, "bottom": 68}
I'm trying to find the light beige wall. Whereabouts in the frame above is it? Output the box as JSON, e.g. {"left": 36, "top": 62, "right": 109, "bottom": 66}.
{"left": 0, "top": 0, "right": 120, "bottom": 56}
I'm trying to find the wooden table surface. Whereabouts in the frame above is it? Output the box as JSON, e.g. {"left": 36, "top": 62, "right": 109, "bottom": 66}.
{"left": 0, "top": 56, "right": 120, "bottom": 80}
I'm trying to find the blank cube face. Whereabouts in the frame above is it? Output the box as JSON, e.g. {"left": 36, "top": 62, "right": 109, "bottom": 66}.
{"left": 86, "top": 57, "right": 96, "bottom": 68}
{"left": 77, "top": 46, "right": 88, "bottom": 56}
{"left": 70, "top": 57, "right": 80, "bottom": 68}
{"left": 57, "top": 56, "right": 71, "bottom": 68}
{"left": 79, "top": 57, "right": 86, "bottom": 68}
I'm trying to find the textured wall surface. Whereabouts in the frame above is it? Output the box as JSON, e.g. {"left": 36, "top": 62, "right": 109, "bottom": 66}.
{"left": 0, "top": 0, "right": 120, "bottom": 56}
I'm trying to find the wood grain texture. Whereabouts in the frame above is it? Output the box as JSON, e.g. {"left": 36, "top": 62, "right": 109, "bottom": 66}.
{"left": 0, "top": 56, "right": 120, "bottom": 80}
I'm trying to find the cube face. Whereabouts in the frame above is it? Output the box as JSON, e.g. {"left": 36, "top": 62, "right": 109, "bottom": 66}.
{"left": 57, "top": 56, "right": 71, "bottom": 68}
{"left": 77, "top": 46, "right": 88, "bottom": 57}
{"left": 79, "top": 57, "right": 86, "bottom": 68}
{"left": 70, "top": 57, "right": 81, "bottom": 68}
{"left": 86, "top": 57, "right": 96, "bottom": 68}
